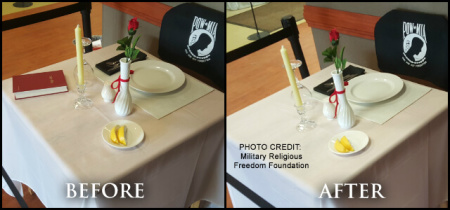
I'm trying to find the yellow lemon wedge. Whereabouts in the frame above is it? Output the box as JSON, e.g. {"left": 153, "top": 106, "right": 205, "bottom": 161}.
{"left": 334, "top": 139, "right": 349, "bottom": 153}
{"left": 118, "top": 125, "right": 127, "bottom": 146}
{"left": 340, "top": 136, "right": 355, "bottom": 152}
{"left": 110, "top": 125, "right": 119, "bottom": 144}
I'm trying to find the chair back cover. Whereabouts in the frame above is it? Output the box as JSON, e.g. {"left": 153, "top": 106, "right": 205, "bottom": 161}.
{"left": 375, "top": 9, "right": 448, "bottom": 91}
{"left": 159, "top": 3, "right": 224, "bottom": 91}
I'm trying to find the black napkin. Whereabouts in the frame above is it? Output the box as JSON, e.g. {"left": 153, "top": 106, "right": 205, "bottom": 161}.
{"left": 95, "top": 52, "right": 147, "bottom": 76}
{"left": 313, "top": 65, "right": 365, "bottom": 96}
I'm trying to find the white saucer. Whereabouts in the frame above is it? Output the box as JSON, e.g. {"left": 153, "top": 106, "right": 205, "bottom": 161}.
{"left": 328, "top": 130, "right": 369, "bottom": 155}
{"left": 102, "top": 120, "right": 144, "bottom": 149}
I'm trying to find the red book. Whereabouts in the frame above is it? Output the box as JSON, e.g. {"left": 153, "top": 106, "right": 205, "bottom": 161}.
{"left": 12, "top": 70, "right": 68, "bottom": 100}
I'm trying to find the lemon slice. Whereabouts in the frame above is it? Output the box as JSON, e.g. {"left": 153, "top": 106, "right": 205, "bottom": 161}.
{"left": 110, "top": 125, "right": 119, "bottom": 144}
{"left": 334, "top": 139, "right": 348, "bottom": 153}
{"left": 118, "top": 125, "right": 127, "bottom": 146}
{"left": 340, "top": 136, "right": 355, "bottom": 151}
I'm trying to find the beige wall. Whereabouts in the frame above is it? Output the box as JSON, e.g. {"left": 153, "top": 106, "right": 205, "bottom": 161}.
{"left": 307, "top": 2, "right": 448, "bottom": 71}
{"left": 102, "top": 2, "right": 224, "bottom": 58}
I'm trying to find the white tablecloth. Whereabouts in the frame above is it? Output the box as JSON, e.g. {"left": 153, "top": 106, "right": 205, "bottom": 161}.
{"left": 226, "top": 63, "right": 448, "bottom": 207}
{"left": 2, "top": 45, "right": 225, "bottom": 207}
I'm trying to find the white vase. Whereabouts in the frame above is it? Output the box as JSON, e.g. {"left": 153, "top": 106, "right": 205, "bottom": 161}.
{"left": 114, "top": 58, "right": 132, "bottom": 116}
{"left": 101, "top": 81, "right": 116, "bottom": 103}
{"left": 331, "top": 70, "right": 355, "bottom": 129}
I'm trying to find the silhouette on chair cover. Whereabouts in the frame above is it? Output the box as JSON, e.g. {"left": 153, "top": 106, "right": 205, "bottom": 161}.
{"left": 405, "top": 37, "right": 425, "bottom": 62}
{"left": 189, "top": 33, "right": 213, "bottom": 57}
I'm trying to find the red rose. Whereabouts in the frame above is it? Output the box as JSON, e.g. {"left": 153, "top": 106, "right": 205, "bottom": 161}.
{"left": 128, "top": 17, "right": 139, "bottom": 31}
{"left": 329, "top": 28, "right": 339, "bottom": 42}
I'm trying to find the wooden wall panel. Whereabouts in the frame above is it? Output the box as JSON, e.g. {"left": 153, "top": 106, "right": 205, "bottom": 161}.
{"left": 303, "top": 5, "right": 380, "bottom": 40}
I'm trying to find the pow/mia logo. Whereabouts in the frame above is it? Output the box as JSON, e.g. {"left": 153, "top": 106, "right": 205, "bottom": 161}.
{"left": 402, "top": 22, "right": 427, "bottom": 67}
{"left": 185, "top": 16, "right": 217, "bottom": 63}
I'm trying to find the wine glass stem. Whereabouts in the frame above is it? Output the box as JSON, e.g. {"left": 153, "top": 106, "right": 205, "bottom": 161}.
{"left": 298, "top": 111, "right": 306, "bottom": 122}
{"left": 75, "top": 84, "right": 93, "bottom": 109}
{"left": 77, "top": 85, "right": 86, "bottom": 99}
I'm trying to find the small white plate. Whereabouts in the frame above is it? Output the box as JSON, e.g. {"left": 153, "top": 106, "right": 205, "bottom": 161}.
{"left": 346, "top": 73, "right": 404, "bottom": 104}
{"left": 102, "top": 120, "right": 144, "bottom": 149}
{"left": 130, "top": 60, "right": 185, "bottom": 93}
{"left": 328, "top": 130, "right": 369, "bottom": 156}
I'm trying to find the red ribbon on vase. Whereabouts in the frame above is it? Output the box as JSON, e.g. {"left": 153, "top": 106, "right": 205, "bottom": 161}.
{"left": 111, "top": 70, "right": 134, "bottom": 103}
{"left": 329, "top": 81, "right": 348, "bottom": 118}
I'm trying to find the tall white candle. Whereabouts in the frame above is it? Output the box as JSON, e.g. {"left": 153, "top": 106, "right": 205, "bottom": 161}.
{"left": 75, "top": 24, "right": 84, "bottom": 86}
{"left": 280, "top": 45, "right": 303, "bottom": 106}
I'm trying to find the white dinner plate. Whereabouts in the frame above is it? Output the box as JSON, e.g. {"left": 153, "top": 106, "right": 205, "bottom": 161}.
{"left": 328, "top": 130, "right": 369, "bottom": 156}
{"left": 102, "top": 120, "right": 144, "bottom": 149}
{"left": 129, "top": 60, "right": 185, "bottom": 93}
{"left": 346, "top": 73, "right": 404, "bottom": 104}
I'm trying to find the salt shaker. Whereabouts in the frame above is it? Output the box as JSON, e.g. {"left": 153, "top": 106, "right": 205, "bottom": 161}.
{"left": 323, "top": 101, "right": 335, "bottom": 120}
{"left": 101, "top": 81, "right": 116, "bottom": 103}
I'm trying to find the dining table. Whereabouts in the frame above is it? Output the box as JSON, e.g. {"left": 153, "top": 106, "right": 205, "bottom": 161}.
{"left": 2, "top": 44, "right": 224, "bottom": 207}
{"left": 226, "top": 62, "right": 448, "bottom": 207}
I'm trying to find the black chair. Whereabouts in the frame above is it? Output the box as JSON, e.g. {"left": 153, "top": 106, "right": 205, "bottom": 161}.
{"left": 2, "top": 2, "right": 93, "bottom": 52}
{"left": 227, "top": 15, "right": 310, "bottom": 79}
{"left": 159, "top": 3, "right": 225, "bottom": 92}
{"left": 374, "top": 9, "right": 448, "bottom": 91}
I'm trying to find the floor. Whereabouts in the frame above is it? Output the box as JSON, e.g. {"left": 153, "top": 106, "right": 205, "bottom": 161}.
{"left": 226, "top": 2, "right": 307, "bottom": 52}
{"left": 226, "top": 2, "right": 320, "bottom": 116}
{"left": 1, "top": 2, "right": 56, "bottom": 16}
{"left": 226, "top": 2, "right": 267, "bottom": 52}
{"left": 2, "top": 2, "right": 103, "bottom": 81}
